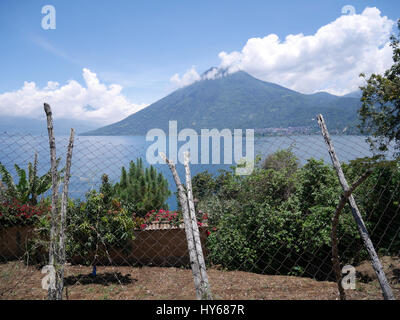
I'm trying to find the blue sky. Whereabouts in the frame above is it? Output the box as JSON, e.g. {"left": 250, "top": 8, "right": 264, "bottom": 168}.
{"left": 0, "top": 0, "right": 399, "bottom": 124}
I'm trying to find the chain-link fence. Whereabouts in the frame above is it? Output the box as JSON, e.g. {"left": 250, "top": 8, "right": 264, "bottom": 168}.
{"left": 0, "top": 121, "right": 399, "bottom": 300}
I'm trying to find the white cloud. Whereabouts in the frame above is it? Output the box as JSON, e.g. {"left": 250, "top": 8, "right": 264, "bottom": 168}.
{"left": 171, "top": 7, "right": 395, "bottom": 95}
{"left": 0, "top": 68, "right": 147, "bottom": 124}
{"left": 170, "top": 67, "right": 201, "bottom": 88}
{"left": 219, "top": 7, "right": 395, "bottom": 95}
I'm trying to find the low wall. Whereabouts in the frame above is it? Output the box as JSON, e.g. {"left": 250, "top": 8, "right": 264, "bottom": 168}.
{"left": 0, "top": 225, "right": 33, "bottom": 260}
{"left": 0, "top": 225, "right": 208, "bottom": 266}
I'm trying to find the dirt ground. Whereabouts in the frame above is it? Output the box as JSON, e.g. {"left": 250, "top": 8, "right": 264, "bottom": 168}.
{"left": 1, "top": 261, "right": 399, "bottom": 300}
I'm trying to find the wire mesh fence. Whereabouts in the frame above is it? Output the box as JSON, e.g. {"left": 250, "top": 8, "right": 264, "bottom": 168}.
{"left": 0, "top": 121, "right": 399, "bottom": 300}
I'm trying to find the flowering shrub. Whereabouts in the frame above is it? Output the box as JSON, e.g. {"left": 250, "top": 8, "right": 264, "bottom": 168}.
{"left": 140, "top": 209, "right": 210, "bottom": 233}
{"left": 198, "top": 211, "right": 211, "bottom": 236}
{"left": 0, "top": 198, "right": 50, "bottom": 229}
{"left": 141, "top": 209, "right": 182, "bottom": 229}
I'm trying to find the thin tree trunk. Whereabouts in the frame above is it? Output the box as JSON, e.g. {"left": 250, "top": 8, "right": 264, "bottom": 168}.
{"left": 184, "top": 151, "right": 212, "bottom": 300}
{"left": 332, "top": 169, "right": 372, "bottom": 300}
{"left": 57, "top": 128, "right": 75, "bottom": 299}
{"left": 31, "top": 151, "right": 38, "bottom": 205}
{"left": 160, "top": 152, "right": 203, "bottom": 299}
{"left": 317, "top": 114, "right": 395, "bottom": 300}
{"left": 44, "top": 103, "right": 60, "bottom": 300}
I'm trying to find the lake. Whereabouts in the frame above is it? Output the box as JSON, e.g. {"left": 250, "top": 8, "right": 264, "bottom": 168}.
{"left": 0, "top": 134, "right": 391, "bottom": 210}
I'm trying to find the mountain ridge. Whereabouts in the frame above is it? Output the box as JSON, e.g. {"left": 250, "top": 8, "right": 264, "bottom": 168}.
{"left": 82, "top": 71, "right": 362, "bottom": 136}
{"left": 0, "top": 116, "right": 99, "bottom": 135}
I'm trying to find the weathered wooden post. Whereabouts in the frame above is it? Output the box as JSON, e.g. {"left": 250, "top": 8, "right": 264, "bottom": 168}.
{"left": 160, "top": 152, "right": 212, "bottom": 300}
{"left": 58, "top": 128, "right": 74, "bottom": 297}
{"left": 317, "top": 114, "right": 395, "bottom": 300}
{"left": 44, "top": 103, "right": 75, "bottom": 300}
{"left": 331, "top": 169, "right": 372, "bottom": 300}
{"left": 184, "top": 151, "right": 212, "bottom": 300}
{"left": 44, "top": 103, "right": 60, "bottom": 300}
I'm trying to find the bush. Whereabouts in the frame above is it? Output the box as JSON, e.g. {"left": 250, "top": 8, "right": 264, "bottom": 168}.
{"left": 141, "top": 209, "right": 182, "bottom": 229}
{"left": 194, "top": 149, "right": 398, "bottom": 279}
{"left": 27, "top": 174, "right": 138, "bottom": 266}
{"left": 65, "top": 175, "right": 137, "bottom": 265}
{"left": 0, "top": 197, "right": 50, "bottom": 230}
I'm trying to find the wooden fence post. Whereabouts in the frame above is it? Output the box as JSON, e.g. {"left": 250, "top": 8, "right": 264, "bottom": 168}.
{"left": 44, "top": 103, "right": 60, "bottom": 300}
{"left": 58, "top": 128, "right": 75, "bottom": 299}
{"left": 317, "top": 114, "right": 395, "bottom": 300}
{"left": 184, "top": 151, "right": 212, "bottom": 300}
{"left": 44, "top": 103, "right": 75, "bottom": 300}
{"left": 160, "top": 152, "right": 204, "bottom": 299}
{"left": 331, "top": 169, "right": 372, "bottom": 300}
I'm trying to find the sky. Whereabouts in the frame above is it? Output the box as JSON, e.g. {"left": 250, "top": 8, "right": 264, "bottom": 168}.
{"left": 0, "top": 0, "right": 399, "bottom": 125}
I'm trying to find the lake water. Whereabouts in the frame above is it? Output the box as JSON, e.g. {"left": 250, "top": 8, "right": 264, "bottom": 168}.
{"left": 0, "top": 134, "right": 391, "bottom": 210}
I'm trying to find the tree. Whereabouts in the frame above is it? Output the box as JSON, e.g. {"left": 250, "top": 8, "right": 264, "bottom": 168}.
{"left": 113, "top": 158, "right": 171, "bottom": 217}
{"left": 359, "top": 19, "right": 400, "bottom": 156}
{"left": 262, "top": 148, "right": 299, "bottom": 175}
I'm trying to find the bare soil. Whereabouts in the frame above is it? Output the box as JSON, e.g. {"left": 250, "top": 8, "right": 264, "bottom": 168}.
{"left": 1, "top": 261, "right": 399, "bottom": 300}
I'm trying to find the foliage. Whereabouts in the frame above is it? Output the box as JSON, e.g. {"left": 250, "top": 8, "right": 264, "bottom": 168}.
{"left": 194, "top": 148, "right": 400, "bottom": 278}
{"left": 191, "top": 171, "right": 216, "bottom": 201}
{"left": 26, "top": 170, "right": 172, "bottom": 265}
{"left": 343, "top": 157, "right": 400, "bottom": 255}
{"left": 0, "top": 154, "right": 63, "bottom": 205}
{"left": 65, "top": 174, "right": 137, "bottom": 265}
{"left": 358, "top": 19, "right": 400, "bottom": 156}
{"left": 262, "top": 147, "right": 299, "bottom": 174}
{"left": 113, "top": 158, "right": 170, "bottom": 217}
{"left": 0, "top": 198, "right": 51, "bottom": 230}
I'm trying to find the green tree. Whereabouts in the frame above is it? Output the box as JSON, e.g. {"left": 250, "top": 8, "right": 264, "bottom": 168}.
{"left": 359, "top": 19, "right": 400, "bottom": 155}
{"left": 113, "top": 158, "right": 171, "bottom": 217}
{"left": 262, "top": 147, "right": 299, "bottom": 175}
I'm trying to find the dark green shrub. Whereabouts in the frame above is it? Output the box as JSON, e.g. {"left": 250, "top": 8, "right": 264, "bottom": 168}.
{"left": 195, "top": 148, "right": 399, "bottom": 279}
